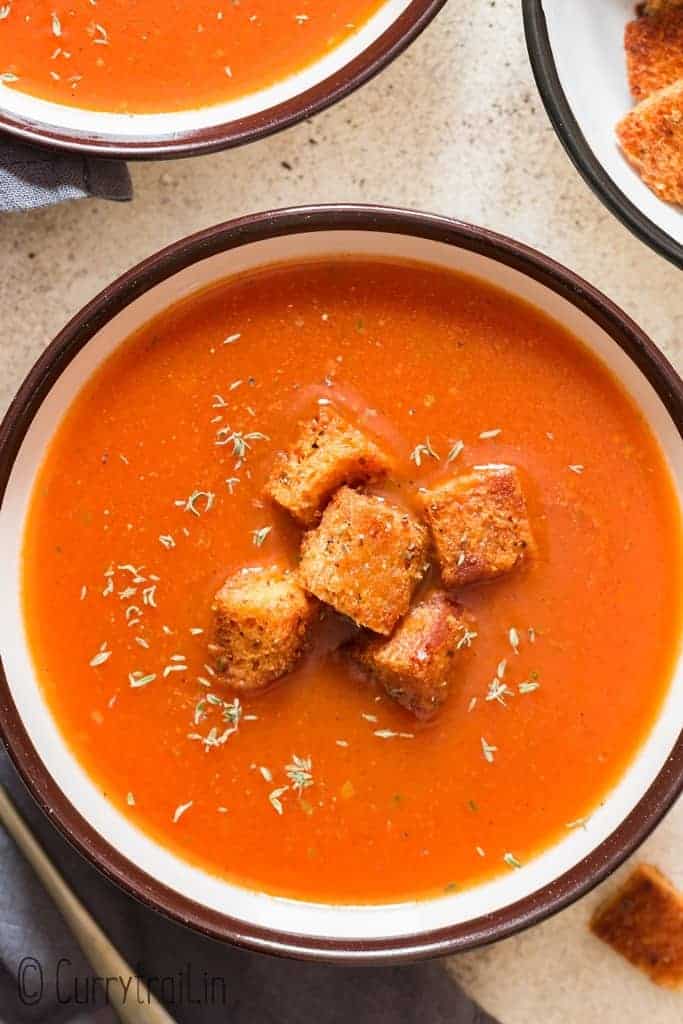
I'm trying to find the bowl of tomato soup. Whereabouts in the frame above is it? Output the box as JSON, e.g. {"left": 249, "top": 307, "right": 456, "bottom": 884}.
{"left": 0, "top": 1, "right": 445, "bottom": 157}
{"left": 0, "top": 206, "right": 681, "bottom": 960}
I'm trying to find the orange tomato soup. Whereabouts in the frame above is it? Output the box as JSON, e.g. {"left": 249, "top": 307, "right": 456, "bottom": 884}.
{"left": 23, "top": 259, "right": 682, "bottom": 903}
{"left": 0, "top": 0, "right": 383, "bottom": 113}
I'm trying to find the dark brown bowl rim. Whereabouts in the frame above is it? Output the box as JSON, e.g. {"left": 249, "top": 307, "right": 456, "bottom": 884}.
{"left": 0, "top": 0, "right": 447, "bottom": 159}
{"left": 0, "top": 205, "right": 681, "bottom": 963}
{"left": 522, "top": 0, "right": 683, "bottom": 271}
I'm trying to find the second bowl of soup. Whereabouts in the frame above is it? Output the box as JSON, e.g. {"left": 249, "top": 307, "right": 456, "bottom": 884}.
{"left": 0, "top": 0, "right": 446, "bottom": 156}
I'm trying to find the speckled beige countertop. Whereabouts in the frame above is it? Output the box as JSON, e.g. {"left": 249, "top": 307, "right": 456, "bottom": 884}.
{"left": 0, "top": 1, "right": 681, "bottom": 1020}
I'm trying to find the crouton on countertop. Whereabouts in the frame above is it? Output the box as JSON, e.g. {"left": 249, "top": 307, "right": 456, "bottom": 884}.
{"left": 625, "top": 9, "right": 683, "bottom": 101}
{"left": 299, "top": 486, "right": 430, "bottom": 635}
{"left": 617, "top": 80, "right": 683, "bottom": 205}
{"left": 420, "top": 465, "right": 534, "bottom": 588}
{"left": 209, "top": 567, "right": 318, "bottom": 691}
{"left": 351, "top": 591, "right": 473, "bottom": 718}
{"left": 264, "top": 407, "right": 392, "bottom": 525}
{"left": 591, "top": 864, "right": 683, "bottom": 989}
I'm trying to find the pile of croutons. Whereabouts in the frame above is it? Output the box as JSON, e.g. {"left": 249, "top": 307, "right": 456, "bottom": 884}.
{"left": 209, "top": 408, "right": 534, "bottom": 720}
{"left": 617, "top": 0, "right": 683, "bottom": 205}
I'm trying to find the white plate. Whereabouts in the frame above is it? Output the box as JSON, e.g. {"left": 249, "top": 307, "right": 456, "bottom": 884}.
{"left": 524, "top": 0, "right": 683, "bottom": 269}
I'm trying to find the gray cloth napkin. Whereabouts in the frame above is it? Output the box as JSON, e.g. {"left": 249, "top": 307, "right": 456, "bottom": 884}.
{"left": 0, "top": 138, "right": 131, "bottom": 212}
{"left": 0, "top": 750, "right": 498, "bottom": 1024}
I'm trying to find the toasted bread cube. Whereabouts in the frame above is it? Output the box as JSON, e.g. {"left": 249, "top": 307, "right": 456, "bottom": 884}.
{"left": 591, "top": 865, "right": 683, "bottom": 989}
{"left": 299, "top": 486, "right": 429, "bottom": 634}
{"left": 351, "top": 591, "right": 472, "bottom": 718}
{"left": 625, "top": 11, "right": 683, "bottom": 101}
{"left": 617, "top": 80, "right": 683, "bottom": 205}
{"left": 421, "top": 465, "right": 533, "bottom": 587}
{"left": 645, "top": 0, "right": 683, "bottom": 13}
{"left": 209, "top": 567, "right": 317, "bottom": 691}
{"left": 264, "top": 408, "right": 392, "bottom": 525}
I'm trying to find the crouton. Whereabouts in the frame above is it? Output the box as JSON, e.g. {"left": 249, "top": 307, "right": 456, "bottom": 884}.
{"left": 625, "top": 11, "right": 683, "bottom": 101}
{"left": 209, "top": 567, "right": 317, "bottom": 691}
{"left": 351, "top": 591, "right": 473, "bottom": 718}
{"left": 591, "top": 865, "right": 683, "bottom": 989}
{"left": 617, "top": 80, "right": 683, "bottom": 204}
{"left": 264, "top": 408, "right": 392, "bottom": 525}
{"left": 645, "top": 0, "right": 683, "bottom": 13}
{"left": 421, "top": 465, "right": 534, "bottom": 587}
{"left": 299, "top": 486, "right": 429, "bottom": 634}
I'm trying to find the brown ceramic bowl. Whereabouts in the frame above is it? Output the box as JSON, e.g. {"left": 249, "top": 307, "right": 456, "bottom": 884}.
{"left": 0, "top": 1, "right": 446, "bottom": 159}
{"left": 0, "top": 206, "right": 681, "bottom": 961}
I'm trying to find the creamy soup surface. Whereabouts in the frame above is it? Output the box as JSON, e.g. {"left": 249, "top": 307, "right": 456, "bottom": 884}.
{"left": 23, "top": 258, "right": 682, "bottom": 903}
{"left": 0, "top": 0, "right": 384, "bottom": 113}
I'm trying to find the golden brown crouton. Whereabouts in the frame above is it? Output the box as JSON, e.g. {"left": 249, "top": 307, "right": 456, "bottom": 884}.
{"left": 264, "top": 408, "right": 392, "bottom": 525}
{"left": 591, "top": 865, "right": 683, "bottom": 989}
{"left": 351, "top": 591, "right": 473, "bottom": 718}
{"left": 617, "top": 80, "right": 683, "bottom": 204}
{"left": 299, "top": 486, "right": 429, "bottom": 634}
{"left": 625, "top": 11, "right": 683, "bottom": 101}
{"left": 421, "top": 465, "right": 534, "bottom": 588}
{"left": 209, "top": 567, "right": 317, "bottom": 691}
{"left": 645, "top": 0, "right": 683, "bottom": 13}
